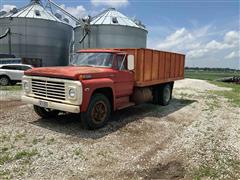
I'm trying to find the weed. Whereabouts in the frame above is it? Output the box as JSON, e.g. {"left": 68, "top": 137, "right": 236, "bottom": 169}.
{"left": 0, "top": 134, "right": 10, "bottom": 143}
{"left": 47, "top": 138, "right": 55, "bottom": 145}
{"left": 14, "top": 133, "right": 26, "bottom": 141}
{"left": 74, "top": 148, "right": 83, "bottom": 158}
{"left": 0, "top": 170, "right": 11, "bottom": 179}
{"left": 14, "top": 149, "right": 38, "bottom": 160}
{"left": 32, "top": 138, "right": 38, "bottom": 145}
{"left": 0, "top": 154, "right": 12, "bottom": 165}
{"left": 1, "top": 146, "right": 9, "bottom": 153}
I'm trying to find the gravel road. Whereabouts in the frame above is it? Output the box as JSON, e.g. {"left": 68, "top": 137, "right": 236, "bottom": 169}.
{"left": 0, "top": 79, "right": 239, "bottom": 179}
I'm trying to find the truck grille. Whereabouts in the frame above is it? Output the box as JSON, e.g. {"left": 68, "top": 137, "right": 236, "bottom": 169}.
{"left": 31, "top": 79, "right": 66, "bottom": 101}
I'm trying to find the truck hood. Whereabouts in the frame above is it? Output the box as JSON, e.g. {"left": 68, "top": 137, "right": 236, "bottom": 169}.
{"left": 25, "top": 66, "right": 114, "bottom": 80}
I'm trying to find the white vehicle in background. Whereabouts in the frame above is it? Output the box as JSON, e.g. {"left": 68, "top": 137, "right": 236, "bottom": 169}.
{"left": 0, "top": 64, "right": 33, "bottom": 86}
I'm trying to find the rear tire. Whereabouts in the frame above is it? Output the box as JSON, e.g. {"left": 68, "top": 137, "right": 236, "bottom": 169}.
{"left": 33, "top": 105, "right": 59, "bottom": 118}
{"left": 0, "top": 76, "right": 10, "bottom": 86}
{"left": 11, "top": 81, "right": 17, "bottom": 85}
{"left": 159, "top": 84, "right": 172, "bottom": 106}
{"left": 81, "top": 94, "right": 111, "bottom": 130}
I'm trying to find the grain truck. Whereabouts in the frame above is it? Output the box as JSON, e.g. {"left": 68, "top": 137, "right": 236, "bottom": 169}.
{"left": 22, "top": 48, "right": 185, "bottom": 129}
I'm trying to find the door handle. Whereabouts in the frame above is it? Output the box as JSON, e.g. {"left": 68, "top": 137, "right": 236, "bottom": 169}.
{"left": 109, "top": 74, "right": 115, "bottom": 77}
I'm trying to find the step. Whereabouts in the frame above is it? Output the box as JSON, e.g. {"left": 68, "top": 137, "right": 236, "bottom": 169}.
{"left": 117, "top": 102, "right": 135, "bottom": 110}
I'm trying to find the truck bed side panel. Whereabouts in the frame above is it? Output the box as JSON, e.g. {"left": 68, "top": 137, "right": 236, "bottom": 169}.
{"left": 116, "top": 48, "right": 185, "bottom": 87}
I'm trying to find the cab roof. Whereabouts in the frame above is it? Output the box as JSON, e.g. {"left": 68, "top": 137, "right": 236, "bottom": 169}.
{"left": 78, "top": 49, "right": 123, "bottom": 53}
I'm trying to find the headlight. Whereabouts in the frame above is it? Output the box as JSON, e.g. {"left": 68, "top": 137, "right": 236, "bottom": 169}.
{"left": 23, "top": 80, "right": 30, "bottom": 92}
{"left": 68, "top": 87, "right": 76, "bottom": 99}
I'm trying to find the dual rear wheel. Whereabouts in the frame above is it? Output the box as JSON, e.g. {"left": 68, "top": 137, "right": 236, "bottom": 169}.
{"left": 153, "top": 83, "right": 173, "bottom": 106}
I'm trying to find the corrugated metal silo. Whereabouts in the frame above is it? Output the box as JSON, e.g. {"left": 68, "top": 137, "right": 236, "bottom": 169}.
{"left": 74, "top": 8, "right": 147, "bottom": 51}
{"left": 0, "top": 0, "right": 73, "bottom": 66}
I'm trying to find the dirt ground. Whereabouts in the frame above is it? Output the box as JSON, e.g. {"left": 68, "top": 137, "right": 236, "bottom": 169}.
{"left": 0, "top": 79, "right": 239, "bottom": 179}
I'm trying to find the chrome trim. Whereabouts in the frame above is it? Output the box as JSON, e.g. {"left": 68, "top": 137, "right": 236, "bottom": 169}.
{"left": 22, "top": 76, "right": 82, "bottom": 106}
{"left": 22, "top": 95, "right": 80, "bottom": 113}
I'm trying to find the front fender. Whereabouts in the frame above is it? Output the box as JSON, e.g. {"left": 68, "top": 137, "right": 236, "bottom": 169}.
{"left": 80, "top": 78, "right": 115, "bottom": 112}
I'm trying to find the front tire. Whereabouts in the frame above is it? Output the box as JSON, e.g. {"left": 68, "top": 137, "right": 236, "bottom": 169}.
{"left": 0, "top": 76, "right": 10, "bottom": 86}
{"left": 81, "top": 94, "right": 111, "bottom": 130}
{"left": 33, "top": 105, "right": 59, "bottom": 118}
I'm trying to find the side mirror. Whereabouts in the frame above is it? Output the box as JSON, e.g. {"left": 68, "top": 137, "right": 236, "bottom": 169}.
{"left": 127, "top": 55, "right": 134, "bottom": 70}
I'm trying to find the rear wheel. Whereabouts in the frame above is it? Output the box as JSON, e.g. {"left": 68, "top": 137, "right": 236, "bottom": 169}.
{"left": 81, "top": 94, "right": 111, "bottom": 130}
{"left": 0, "top": 76, "right": 10, "bottom": 86}
{"left": 33, "top": 105, "right": 59, "bottom": 118}
{"left": 11, "top": 81, "right": 17, "bottom": 85}
{"left": 159, "top": 84, "right": 172, "bottom": 106}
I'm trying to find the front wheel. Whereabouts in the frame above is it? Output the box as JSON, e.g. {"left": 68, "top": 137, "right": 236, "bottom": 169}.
{"left": 0, "top": 76, "right": 10, "bottom": 86}
{"left": 33, "top": 105, "right": 59, "bottom": 118}
{"left": 81, "top": 94, "right": 111, "bottom": 130}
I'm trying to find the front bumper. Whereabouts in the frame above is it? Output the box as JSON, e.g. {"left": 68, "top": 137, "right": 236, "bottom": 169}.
{"left": 22, "top": 95, "right": 80, "bottom": 113}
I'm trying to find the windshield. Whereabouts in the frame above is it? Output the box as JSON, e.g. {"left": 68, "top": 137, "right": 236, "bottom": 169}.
{"left": 71, "top": 52, "right": 113, "bottom": 68}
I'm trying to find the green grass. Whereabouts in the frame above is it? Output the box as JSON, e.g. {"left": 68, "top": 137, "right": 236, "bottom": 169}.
{"left": 0, "top": 169, "right": 11, "bottom": 179}
{"left": 210, "top": 81, "right": 240, "bottom": 107}
{"left": 185, "top": 70, "right": 238, "bottom": 81}
{"left": 0, "top": 154, "right": 12, "bottom": 165}
{"left": 0, "top": 149, "right": 38, "bottom": 165}
{"left": 14, "top": 149, "right": 38, "bottom": 160}
{"left": 0, "top": 85, "right": 22, "bottom": 91}
{"left": 185, "top": 69, "right": 240, "bottom": 107}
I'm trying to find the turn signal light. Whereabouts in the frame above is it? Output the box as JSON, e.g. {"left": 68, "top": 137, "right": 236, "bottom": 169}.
{"left": 79, "top": 74, "right": 92, "bottom": 80}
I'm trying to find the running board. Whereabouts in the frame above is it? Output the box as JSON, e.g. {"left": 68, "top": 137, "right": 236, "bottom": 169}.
{"left": 117, "top": 102, "right": 135, "bottom": 110}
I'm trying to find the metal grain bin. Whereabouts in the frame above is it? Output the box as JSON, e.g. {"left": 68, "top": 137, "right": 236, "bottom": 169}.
{"left": 74, "top": 8, "right": 147, "bottom": 51}
{"left": 0, "top": 0, "right": 73, "bottom": 66}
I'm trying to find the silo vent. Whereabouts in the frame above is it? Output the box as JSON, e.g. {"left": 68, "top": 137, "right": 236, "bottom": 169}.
{"left": 63, "top": 18, "right": 69, "bottom": 23}
{"left": 31, "top": 0, "right": 41, "bottom": 4}
{"left": 35, "top": 10, "right": 41, "bottom": 16}
{"left": 55, "top": 13, "right": 62, "bottom": 20}
{"left": 112, "top": 17, "right": 118, "bottom": 24}
{"left": 10, "top": 8, "right": 18, "bottom": 14}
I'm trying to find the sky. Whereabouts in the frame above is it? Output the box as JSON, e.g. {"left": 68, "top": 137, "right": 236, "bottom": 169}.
{"left": 0, "top": 0, "right": 239, "bottom": 69}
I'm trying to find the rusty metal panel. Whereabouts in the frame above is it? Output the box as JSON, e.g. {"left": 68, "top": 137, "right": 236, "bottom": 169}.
{"left": 159, "top": 52, "right": 165, "bottom": 80}
{"left": 179, "top": 55, "right": 185, "bottom": 77}
{"left": 143, "top": 49, "right": 152, "bottom": 81}
{"left": 152, "top": 51, "right": 159, "bottom": 80}
{"left": 165, "top": 53, "right": 171, "bottom": 79}
{"left": 170, "top": 53, "right": 176, "bottom": 78}
{"left": 175, "top": 54, "right": 180, "bottom": 77}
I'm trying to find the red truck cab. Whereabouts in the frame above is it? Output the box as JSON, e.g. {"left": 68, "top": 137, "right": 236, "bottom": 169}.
{"left": 22, "top": 48, "right": 185, "bottom": 129}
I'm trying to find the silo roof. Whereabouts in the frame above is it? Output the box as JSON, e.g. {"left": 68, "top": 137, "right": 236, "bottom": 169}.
{"left": 90, "top": 8, "right": 146, "bottom": 30}
{"left": 0, "top": 1, "right": 67, "bottom": 24}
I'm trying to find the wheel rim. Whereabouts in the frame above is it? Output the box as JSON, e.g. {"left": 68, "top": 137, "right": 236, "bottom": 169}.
{"left": 0, "top": 77, "right": 8, "bottom": 86}
{"left": 163, "top": 87, "right": 171, "bottom": 102}
{"left": 91, "top": 100, "right": 108, "bottom": 124}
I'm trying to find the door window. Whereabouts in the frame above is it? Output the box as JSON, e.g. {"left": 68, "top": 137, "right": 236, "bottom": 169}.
{"left": 116, "top": 55, "right": 127, "bottom": 70}
{"left": 1, "top": 65, "right": 17, "bottom": 70}
{"left": 20, "top": 66, "right": 32, "bottom": 71}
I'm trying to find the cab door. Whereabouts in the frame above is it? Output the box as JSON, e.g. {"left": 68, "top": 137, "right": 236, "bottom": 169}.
{"left": 113, "top": 54, "right": 134, "bottom": 98}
